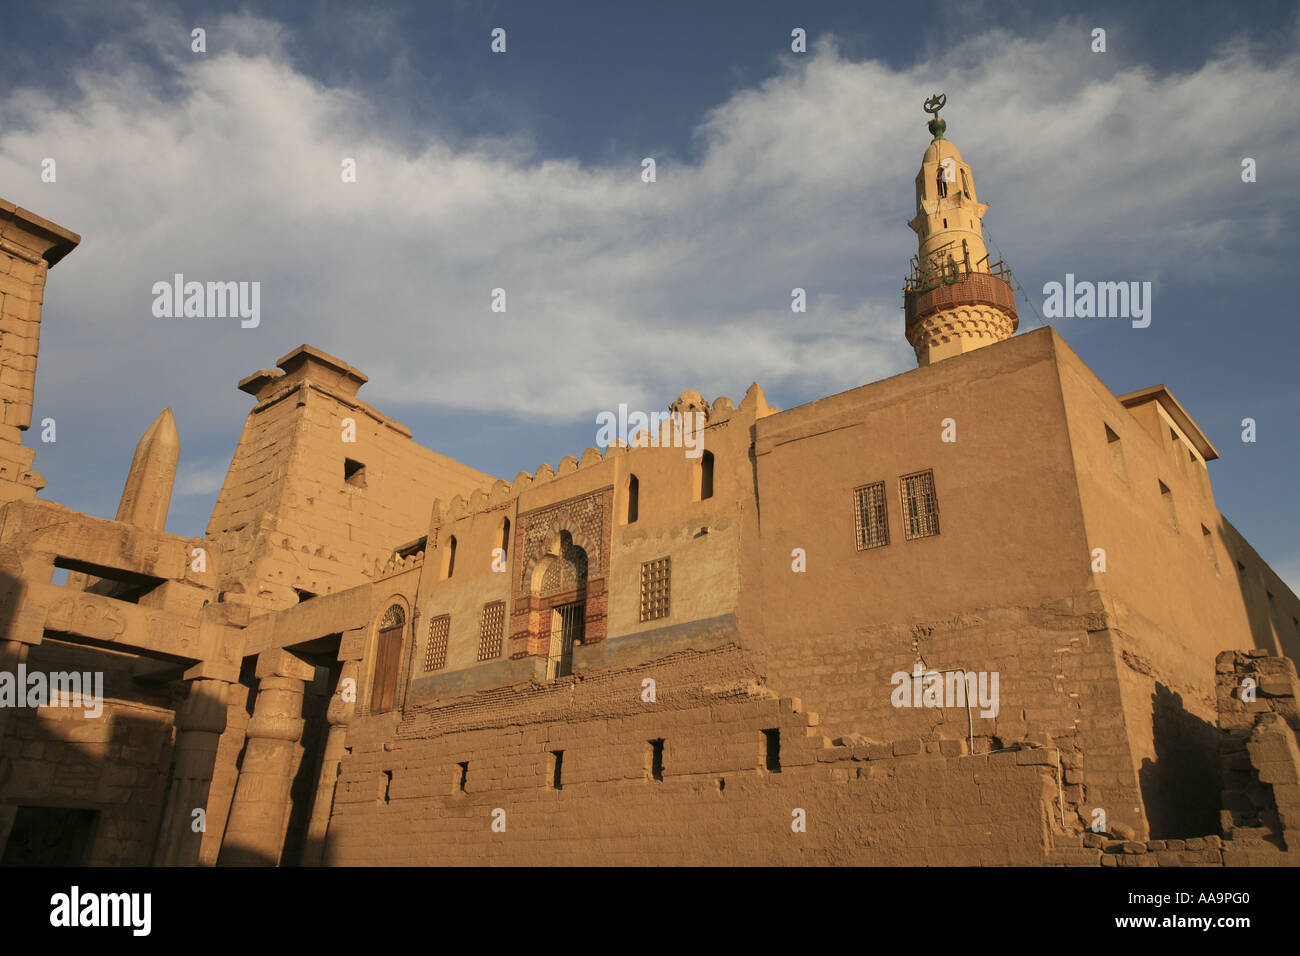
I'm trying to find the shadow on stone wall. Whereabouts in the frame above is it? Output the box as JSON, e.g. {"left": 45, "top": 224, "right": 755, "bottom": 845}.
{"left": 1138, "top": 682, "right": 1222, "bottom": 839}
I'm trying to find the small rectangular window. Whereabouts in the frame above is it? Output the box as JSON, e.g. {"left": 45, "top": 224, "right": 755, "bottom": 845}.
{"left": 424, "top": 614, "right": 451, "bottom": 671}
{"left": 477, "top": 601, "right": 505, "bottom": 661}
{"left": 647, "top": 739, "right": 665, "bottom": 782}
{"left": 1201, "top": 525, "right": 1219, "bottom": 572}
{"left": 854, "top": 481, "right": 889, "bottom": 550}
{"left": 1159, "top": 481, "right": 1178, "bottom": 531}
{"left": 344, "top": 458, "right": 366, "bottom": 488}
{"left": 456, "top": 761, "right": 468, "bottom": 794}
{"left": 640, "top": 557, "right": 671, "bottom": 623}
{"left": 548, "top": 750, "right": 564, "bottom": 790}
{"left": 900, "top": 470, "right": 940, "bottom": 540}
{"left": 1105, "top": 424, "right": 1127, "bottom": 480}
{"left": 762, "top": 729, "right": 781, "bottom": 773}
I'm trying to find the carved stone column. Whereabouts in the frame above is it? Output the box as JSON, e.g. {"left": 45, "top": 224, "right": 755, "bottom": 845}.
{"left": 302, "top": 661, "right": 357, "bottom": 866}
{"left": 152, "top": 677, "right": 229, "bottom": 865}
{"left": 218, "top": 650, "right": 314, "bottom": 865}
{"left": 0, "top": 639, "right": 31, "bottom": 853}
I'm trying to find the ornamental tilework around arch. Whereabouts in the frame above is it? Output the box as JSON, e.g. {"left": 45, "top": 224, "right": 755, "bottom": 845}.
{"left": 516, "top": 489, "right": 609, "bottom": 597}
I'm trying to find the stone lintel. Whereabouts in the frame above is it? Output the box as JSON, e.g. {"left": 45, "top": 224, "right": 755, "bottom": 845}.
{"left": 255, "top": 646, "right": 317, "bottom": 681}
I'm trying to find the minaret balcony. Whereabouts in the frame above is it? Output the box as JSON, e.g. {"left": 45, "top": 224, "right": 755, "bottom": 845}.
{"left": 904, "top": 269, "right": 1018, "bottom": 333}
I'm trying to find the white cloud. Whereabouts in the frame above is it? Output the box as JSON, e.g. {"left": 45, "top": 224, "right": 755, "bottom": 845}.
{"left": 1, "top": 11, "right": 1297, "bottom": 460}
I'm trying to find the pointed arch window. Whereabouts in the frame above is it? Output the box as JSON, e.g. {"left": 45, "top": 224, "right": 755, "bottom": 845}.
{"left": 695, "top": 451, "right": 714, "bottom": 501}
{"left": 624, "top": 474, "right": 640, "bottom": 524}
{"left": 442, "top": 535, "right": 457, "bottom": 579}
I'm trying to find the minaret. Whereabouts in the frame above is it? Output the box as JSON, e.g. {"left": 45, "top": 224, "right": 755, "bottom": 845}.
{"left": 903, "top": 95, "right": 1018, "bottom": 366}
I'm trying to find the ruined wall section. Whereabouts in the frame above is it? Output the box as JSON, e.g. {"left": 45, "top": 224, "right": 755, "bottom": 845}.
{"left": 326, "top": 660, "right": 1058, "bottom": 865}
{"left": 1215, "top": 650, "right": 1300, "bottom": 864}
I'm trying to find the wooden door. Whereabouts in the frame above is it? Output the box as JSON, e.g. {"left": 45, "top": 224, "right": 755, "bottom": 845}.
{"left": 371, "top": 623, "right": 403, "bottom": 713}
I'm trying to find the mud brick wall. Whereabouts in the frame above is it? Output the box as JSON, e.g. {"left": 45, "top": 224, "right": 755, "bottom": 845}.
{"left": 325, "top": 691, "right": 1057, "bottom": 865}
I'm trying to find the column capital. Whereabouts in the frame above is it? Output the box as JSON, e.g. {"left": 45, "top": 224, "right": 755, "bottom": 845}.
{"left": 254, "top": 647, "right": 316, "bottom": 681}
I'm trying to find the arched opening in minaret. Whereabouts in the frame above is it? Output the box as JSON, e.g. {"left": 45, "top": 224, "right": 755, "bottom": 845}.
{"left": 961, "top": 168, "right": 971, "bottom": 199}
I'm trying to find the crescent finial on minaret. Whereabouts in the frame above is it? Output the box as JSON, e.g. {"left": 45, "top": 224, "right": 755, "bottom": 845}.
{"left": 923, "top": 93, "right": 947, "bottom": 140}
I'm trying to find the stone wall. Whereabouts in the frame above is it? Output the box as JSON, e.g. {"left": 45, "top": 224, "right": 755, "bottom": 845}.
{"left": 326, "top": 679, "right": 1058, "bottom": 866}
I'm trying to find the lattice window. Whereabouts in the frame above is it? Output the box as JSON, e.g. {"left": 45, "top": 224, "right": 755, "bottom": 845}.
{"left": 424, "top": 614, "right": 450, "bottom": 671}
{"left": 379, "top": 604, "right": 405, "bottom": 629}
{"left": 900, "top": 470, "right": 940, "bottom": 540}
{"left": 477, "top": 601, "right": 505, "bottom": 661}
{"left": 853, "top": 481, "right": 889, "bottom": 550}
{"left": 640, "top": 557, "right": 671, "bottom": 623}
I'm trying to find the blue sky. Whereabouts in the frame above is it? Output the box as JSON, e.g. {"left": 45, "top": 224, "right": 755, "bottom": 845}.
{"left": 1, "top": 0, "right": 1298, "bottom": 591}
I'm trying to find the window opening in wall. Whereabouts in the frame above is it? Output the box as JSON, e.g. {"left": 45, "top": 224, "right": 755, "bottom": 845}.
{"left": 344, "top": 458, "right": 366, "bottom": 488}
{"left": 381, "top": 770, "right": 392, "bottom": 805}
{"left": 500, "top": 518, "right": 511, "bottom": 561}
{"left": 1201, "top": 525, "right": 1220, "bottom": 572}
{"left": 625, "top": 474, "right": 639, "bottom": 524}
{"left": 854, "top": 481, "right": 889, "bottom": 550}
{"left": 647, "top": 739, "right": 665, "bottom": 782}
{"left": 640, "top": 557, "right": 671, "bottom": 622}
{"left": 762, "top": 728, "right": 782, "bottom": 773}
{"left": 696, "top": 451, "right": 714, "bottom": 501}
{"left": 424, "top": 614, "right": 451, "bottom": 671}
{"left": 1159, "top": 481, "right": 1178, "bottom": 531}
{"left": 900, "top": 470, "right": 940, "bottom": 539}
{"left": 549, "top": 750, "right": 564, "bottom": 790}
{"left": 457, "top": 762, "right": 468, "bottom": 793}
{"left": 477, "top": 601, "right": 506, "bottom": 662}
{"left": 1105, "top": 424, "right": 1127, "bottom": 480}
{"left": 443, "top": 536, "right": 457, "bottom": 579}
{"left": 547, "top": 601, "right": 585, "bottom": 679}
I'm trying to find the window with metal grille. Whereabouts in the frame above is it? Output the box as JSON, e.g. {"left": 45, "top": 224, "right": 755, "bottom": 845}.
{"left": 548, "top": 601, "right": 584, "bottom": 679}
{"left": 640, "top": 556, "right": 671, "bottom": 622}
{"left": 853, "top": 481, "right": 889, "bottom": 550}
{"left": 900, "top": 470, "right": 940, "bottom": 540}
{"left": 476, "top": 601, "right": 505, "bottom": 661}
{"left": 424, "top": 614, "right": 450, "bottom": 671}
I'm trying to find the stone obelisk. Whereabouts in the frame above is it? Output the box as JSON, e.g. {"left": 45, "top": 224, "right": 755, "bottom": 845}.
{"left": 117, "top": 407, "right": 179, "bottom": 531}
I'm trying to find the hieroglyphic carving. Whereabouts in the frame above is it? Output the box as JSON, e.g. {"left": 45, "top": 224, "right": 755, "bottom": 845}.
{"left": 46, "top": 595, "right": 128, "bottom": 641}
